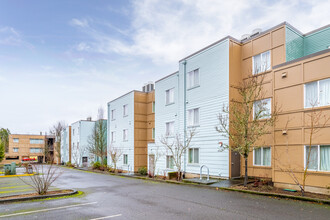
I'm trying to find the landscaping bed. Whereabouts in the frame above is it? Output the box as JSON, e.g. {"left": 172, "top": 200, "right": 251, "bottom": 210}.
{"left": 231, "top": 184, "right": 330, "bottom": 201}
{"left": 0, "top": 189, "right": 77, "bottom": 203}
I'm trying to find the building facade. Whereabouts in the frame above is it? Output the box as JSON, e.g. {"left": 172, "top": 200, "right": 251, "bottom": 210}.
{"left": 107, "top": 85, "right": 155, "bottom": 172}
{"left": 71, "top": 119, "right": 95, "bottom": 167}
{"left": 60, "top": 126, "right": 71, "bottom": 164}
{"left": 146, "top": 22, "right": 330, "bottom": 194}
{"left": 1, "top": 134, "right": 54, "bottom": 164}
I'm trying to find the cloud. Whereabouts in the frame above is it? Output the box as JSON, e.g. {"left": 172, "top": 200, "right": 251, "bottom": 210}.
{"left": 69, "top": 18, "right": 89, "bottom": 28}
{"left": 69, "top": 0, "right": 330, "bottom": 65}
{"left": 0, "top": 26, "right": 33, "bottom": 48}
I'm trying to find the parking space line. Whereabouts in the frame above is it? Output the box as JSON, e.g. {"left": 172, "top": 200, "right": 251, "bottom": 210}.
{"left": 90, "top": 214, "right": 122, "bottom": 220}
{"left": 0, "top": 202, "right": 97, "bottom": 218}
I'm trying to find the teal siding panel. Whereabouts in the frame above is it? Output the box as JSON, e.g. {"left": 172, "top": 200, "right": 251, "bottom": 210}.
{"left": 304, "top": 27, "right": 330, "bottom": 56}
{"left": 285, "top": 26, "right": 304, "bottom": 62}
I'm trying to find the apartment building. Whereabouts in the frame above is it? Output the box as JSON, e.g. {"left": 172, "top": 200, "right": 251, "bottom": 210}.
{"left": 71, "top": 118, "right": 95, "bottom": 167}
{"left": 147, "top": 22, "right": 330, "bottom": 193}
{"left": 60, "top": 126, "right": 71, "bottom": 164}
{"left": 107, "top": 83, "right": 155, "bottom": 172}
{"left": 1, "top": 134, "right": 54, "bottom": 164}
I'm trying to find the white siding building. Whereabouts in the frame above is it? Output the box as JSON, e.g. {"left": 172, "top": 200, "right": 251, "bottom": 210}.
{"left": 149, "top": 38, "right": 239, "bottom": 178}
{"left": 107, "top": 91, "right": 135, "bottom": 172}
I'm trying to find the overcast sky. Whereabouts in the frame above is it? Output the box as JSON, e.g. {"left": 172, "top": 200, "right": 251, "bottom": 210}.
{"left": 0, "top": 0, "right": 329, "bottom": 134}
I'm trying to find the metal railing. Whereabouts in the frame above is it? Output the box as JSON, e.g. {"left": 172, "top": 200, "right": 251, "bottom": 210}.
{"left": 200, "top": 165, "right": 209, "bottom": 181}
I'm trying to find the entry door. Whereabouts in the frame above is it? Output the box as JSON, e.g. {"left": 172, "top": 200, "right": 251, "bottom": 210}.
{"left": 82, "top": 157, "right": 88, "bottom": 167}
{"left": 149, "top": 155, "right": 155, "bottom": 176}
{"left": 231, "top": 151, "right": 241, "bottom": 178}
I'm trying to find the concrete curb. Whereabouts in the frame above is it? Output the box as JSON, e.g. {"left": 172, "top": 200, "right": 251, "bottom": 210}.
{"left": 0, "top": 190, "right": 78, "bottom": 204}
{"left": 63, "top": 166, "right": 330, "bottom": 205}
{"left": 0, "top": 174, "right": 34, "bottom": 178}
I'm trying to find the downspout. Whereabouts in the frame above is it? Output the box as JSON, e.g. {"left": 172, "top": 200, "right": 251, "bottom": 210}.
{"left": 183, "top": 60, "right": 187, "bottom": 179}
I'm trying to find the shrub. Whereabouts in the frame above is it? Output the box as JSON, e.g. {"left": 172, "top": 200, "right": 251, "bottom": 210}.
{"left": 93, "top": 161, "right": 101, "bottom": 170}
{"left": 102, "top": 158, "right": 107, "bottom": 166}
{"left": 168, "top": 172, "right": 178, "bottom": 180}
{"left": 107, "top": 166, "right": 115, "bottom": 173}
{"left": 66, "top": 161, "right": 73, "bottom": 167}
{"left": 138, "top": 167, "right": 148, "bottom": 176}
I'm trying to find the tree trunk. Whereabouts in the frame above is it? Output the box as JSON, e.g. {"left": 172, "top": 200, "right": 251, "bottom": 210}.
{"left": 244, "top": 157, "right": 248, "bottom": 187}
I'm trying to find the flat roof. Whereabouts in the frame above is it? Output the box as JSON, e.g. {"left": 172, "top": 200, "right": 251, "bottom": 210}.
{"left": 155, "top": 71, "right": 178, "bottom": 83}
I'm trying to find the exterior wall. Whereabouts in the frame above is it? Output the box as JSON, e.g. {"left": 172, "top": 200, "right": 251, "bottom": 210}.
{"left": 178, "top": 39, "right": 231, "bottom": 177}
{"left": 148, "top": 73, "right": 179, "bottom": 176}
{"left": 2, "top": 134, "right": 46, "bottom": 164}
{"left": 304, "top": 26, "right": 330, "bottom": 56}
{"left": 273, "top": 51, "right": 330, "bottom": 194}
{"left": 107, "top": 91, "right": 135, "bottom": 172}
{"left": 134, "top": 91, "right": 155, "bottom": 172}
{"left": 71, "top": 120, "right": 95, "bottom": 167}
{"left": 61, "top": 126, "right": 71, "bottom": 164}
{"left": 239, "top": 24, "right": 287, "bottom": 179}
{"left": 285, "top": 26, "right": 304, "bottom": 62}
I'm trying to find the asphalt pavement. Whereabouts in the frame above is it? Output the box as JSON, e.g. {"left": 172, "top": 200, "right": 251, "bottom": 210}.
{"left": 0, "top": 167, "right": 329, "bottom": 220}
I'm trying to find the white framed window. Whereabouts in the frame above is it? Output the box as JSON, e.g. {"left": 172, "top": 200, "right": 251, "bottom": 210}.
{"left": 166, "top": 155, "right": 174, "bottom": 169}
{"left": 13, "top": 138, "right": 19, "bottom": 143}
{"left": 111, "top": 131, "right": 116, "bottom": 143}
{"left": 252, "top": 50, "right": 271, "bottom": 74}
{"left": 165, "top": 88, "right": 174, "bottom": 105}
{"left": 111, "top": 109, "right": 116, "bottom": 120}
{"left": 165, "top": 122, "right": 174, "bottom": 136}
{"left": 123, "top": 129, "right": 128, "bottom": 141}
{"left": 152, "top": 128, "right": 155, "bottom": 140}
{"left": 253, "top": 98, "right": 271, "bottom": 119}
{"left": 30, "top": 139, "right": 44, "bottom": 144}
{"left": 253, "top": 147, "right": 271, "bottom": 166}
{"left": 188, "top": 148, "right": 199, "bottom": 164}
{"left": 152, "top": 102, "right": 155, "bottom": 113}
{"left": 13, "top": 148, "right": 18, "bottom": 153}
{"left": 305, "top": 78, "right": 330, "bottom": 108}
{"left": 305, "top": 145, "right": 330, "bottom": 171}
{"left": 188, "top": 108, "right": 199, "bottom": 126}
{"left": 187, "top": 69, "right": 199, "bottom": 89}
{"left": 123, "top": 154, "right": 128, "bottom": 165}
{"left": 123, "top": 104, "right": 128, "bottom": 116}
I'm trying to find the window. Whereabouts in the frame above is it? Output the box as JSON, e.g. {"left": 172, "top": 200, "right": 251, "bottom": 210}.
{"left": 252, "top": 51, "right": 271, "bottom": 74}
{"left": 111, "top": 109, "right": 116, "bottom": 120}
{"left": 166, "top": 155, "right": 174, "bottom": 169}
{"left": 73, "top": 129, "right": 75, "bottom": 135}
{"left": 165, "top": 88, "right": 174, "bottom": 105}
{"left": 123, "top": 104, "right": 128, "bottom": 116}
{"left": 111, "top": 132, "right": 116, "bottom": 143}
{"left": 253, "top": 98, "right": 271, "bottom": 119}
{"left": 13, "top": 138, "right": 19, "bottom": 143}
{"left": 165, "top": 122, "right": 174, "bottom": 136}
{"left": 123, "top": 154, "right": 128, "bottom": 165}
{"left": 13, "top": 148, "right": 18, "bottom": 153}
{"left": 123, "top": 129, "right": 128, "bottom": 141}
{"left": 30, "top": 148, "right": 43, "bottom": 153}
{"left": 152, "top": 102, "right": 155, "bottom": 113}
{"left": 30, "top": 139, "right": 44, "bottom": 144}
{"left": 188, "top": 108, "right": 199, "bottom": 126}
{"left": 305, "top": 78, "right": 330, "bottom": 108}
{"left": 188, "top": 148, "right": 199, "bottom": 164}
{"left": 305, "top": 145, "right": 330, "bottom": 171}
{"left": 152, "top": 128, "right": 155, "bottom": 140}
{"left": 253, "top": 147, "right": 271, "bottom": 166}
{"left": 187, "top": 69, "right": 199, "bottom": 89}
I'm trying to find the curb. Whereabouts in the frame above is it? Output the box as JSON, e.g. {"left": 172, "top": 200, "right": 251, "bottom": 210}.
{"left": 0, "top": 174, "right": 34, "bottom": 178}
{"left": 62, "top": 166, "right": 330, "bottom": 205}
{"left": 0, "top": 190, "right": 78, "bottom": 204}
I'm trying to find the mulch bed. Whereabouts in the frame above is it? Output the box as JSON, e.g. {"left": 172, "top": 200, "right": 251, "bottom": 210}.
{"left": 0, "top": 190, "right": 73, "bottom": 201}
{"left": 232, "top": 184, "right": 330, "bottom": 200}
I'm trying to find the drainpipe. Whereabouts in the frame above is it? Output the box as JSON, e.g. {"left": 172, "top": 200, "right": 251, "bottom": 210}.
{"left": 183, "top": 60, "right": 187, "bottom": 179}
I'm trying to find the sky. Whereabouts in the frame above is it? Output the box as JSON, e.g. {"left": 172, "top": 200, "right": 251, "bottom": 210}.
{"left": 0, "top": 0, "right": 329, "bottom": 134}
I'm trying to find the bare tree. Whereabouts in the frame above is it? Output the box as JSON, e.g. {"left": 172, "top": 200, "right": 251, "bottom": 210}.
{"left": 216, "top": 74, "right": 278, "bottom": 186}
{"left": 108, "top": 145, "right": 123, "bottom": 173}
{"left": 148, "top": 146, "right": 164, "bottom": 178}
{"left": 18, "top": 163, "right": 62, "bottom": 195}
{"left": 72, "top": 143, "right": 86, "bottom": 167}
{"left": 160, "top": 129, "right": 196, "bottom": 181}
{"left": 50, "top": 121, "right": 66, "bottom": 164}
{"left": 87, "top": 108, "right": 107, "bottom": 165}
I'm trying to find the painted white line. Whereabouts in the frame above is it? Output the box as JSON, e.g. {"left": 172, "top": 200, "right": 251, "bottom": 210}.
{"left": 90, "top": 214, "right": 122, "bottom": 220}
{"left": 0, "top": 202, "right": 97, "bottom": 218}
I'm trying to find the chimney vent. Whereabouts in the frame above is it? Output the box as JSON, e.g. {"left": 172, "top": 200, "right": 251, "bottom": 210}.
{"left": 87, "top": 117, "right": 92, "bottom": 121}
